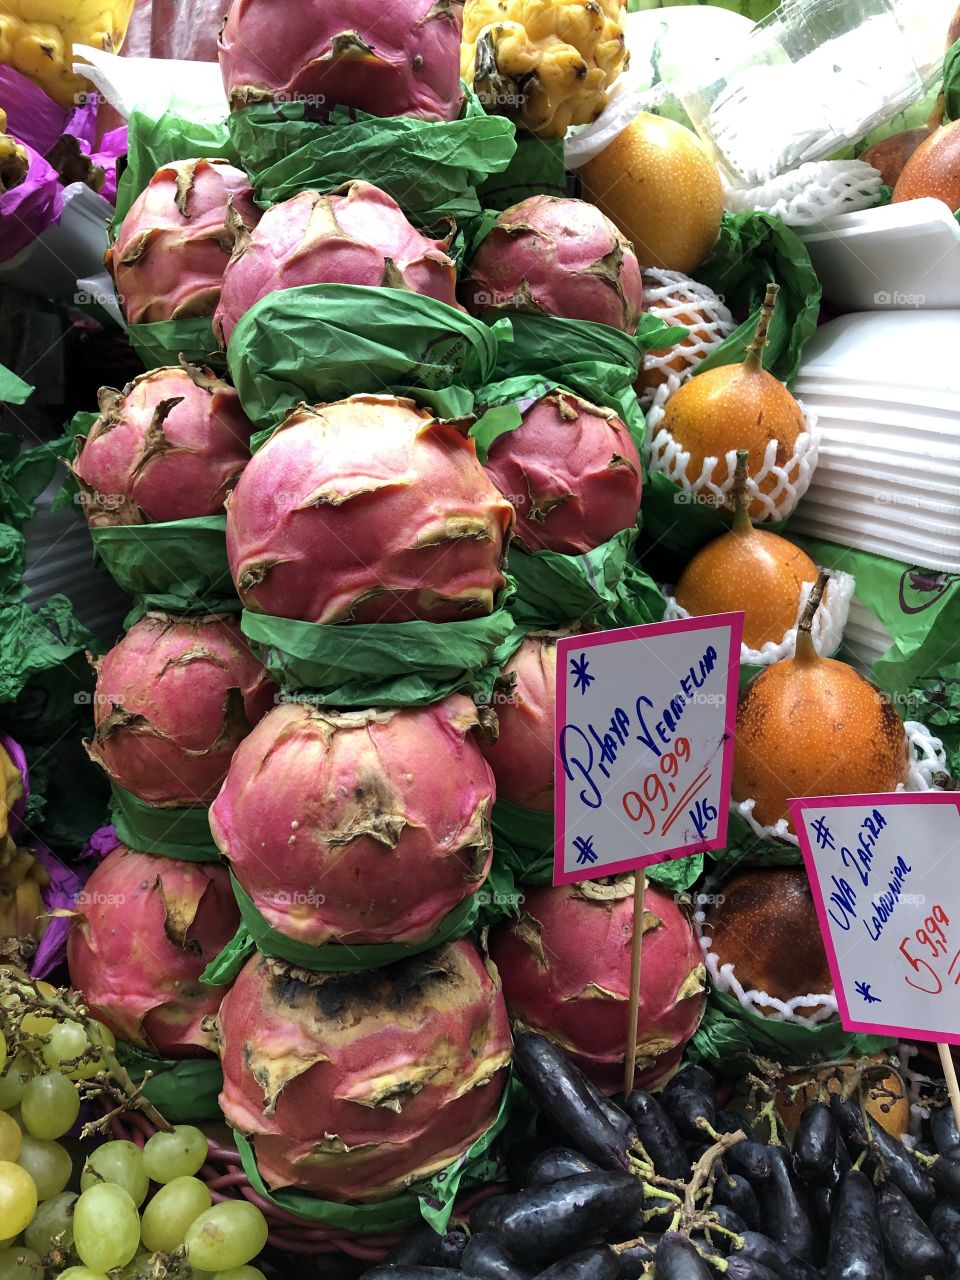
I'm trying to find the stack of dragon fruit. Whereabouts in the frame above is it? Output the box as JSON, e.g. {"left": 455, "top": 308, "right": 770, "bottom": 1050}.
{"left": 62, "top": 0, "right": 707, "bottom": 1223}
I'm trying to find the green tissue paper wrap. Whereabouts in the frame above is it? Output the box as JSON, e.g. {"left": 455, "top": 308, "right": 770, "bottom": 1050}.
{"left": 202, "top": 875, "right": 482, "bottom": 984}
{"left": 114, "top": 1042, "right": 223, "bottom": 1124}
{"left": 240, "top": 590, "right": 517, "bottom": 706}
{"left": 226, "top": 88, "right": 516, "bottom": 225}
{"left": 90, "top": 518, "right": 237, "bottom": 616}
{"left": 109, "top": 784, "right": 220, "bottom": 863}
{"left": 230, "top": 1072, "right": 515, "bottom": 1235}
{"left": 229, "top": 286, "right": 508, "bottom": 435}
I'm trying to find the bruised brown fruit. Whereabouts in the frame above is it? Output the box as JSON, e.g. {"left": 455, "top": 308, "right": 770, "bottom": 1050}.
{"left": 893, "top": 119, "right": 960, "bottom": 210}
{"left": 675, "top": 451, "right": 818, "bottom": 649}
{"left": 704, "top": 867, "right": 833, "bottom": 1013}
{"left": 777, "top": 1058, "right": 909, "bottom": 1140}
{"left": 732, "top": 571, "right": 910, "bottom": 833}
{"left": 659, "top": 283, "right": 805, "bottom": 518}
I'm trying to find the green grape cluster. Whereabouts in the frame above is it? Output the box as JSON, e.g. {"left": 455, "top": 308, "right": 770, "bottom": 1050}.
{"left": 0, "top": 987, "right": 269, "bottom": 1280}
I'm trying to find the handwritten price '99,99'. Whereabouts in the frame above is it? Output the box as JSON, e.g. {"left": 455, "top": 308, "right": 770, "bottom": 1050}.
{"left": 900, "top": 904, "right": 960, "bottom": 995}
{"left": 620, "top": 736, "right": 717, "bottom": 841}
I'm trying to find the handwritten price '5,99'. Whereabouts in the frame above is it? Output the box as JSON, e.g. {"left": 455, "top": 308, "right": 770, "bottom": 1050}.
{"left": 900, "top": 904, "right": 960, "bottom": 995}
{"left": 620, "top": 737, "right": 716, "bottom": 840}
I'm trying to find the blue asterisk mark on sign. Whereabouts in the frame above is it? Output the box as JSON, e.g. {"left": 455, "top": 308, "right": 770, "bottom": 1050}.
{"left": 571, "top": 652, "right": 595, "bottom": 695}
{"left": 855, "top": 980, "right": 881, "bottom": 1005}
{"left": 573, "top": 835, "right": 598, "bottom": 865}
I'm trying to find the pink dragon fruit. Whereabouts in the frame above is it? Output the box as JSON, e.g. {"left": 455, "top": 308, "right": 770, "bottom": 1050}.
{"left": 67, "top": 844, "right": 240, "bottom": 1057}
{"left": 87, "top": 612, "right": 278, "bottom": 806}
{"left": 490, "top": 877, "right": 706, "bottom": 1092}
{"left": 210, "top": 695, "right": 494, "bottom": 947}
{"left": 461, "top": 195, "right": 644, "bottom": 332}
{"left": 216, "top": 939, "right": 511, "bottom": 1199}
{"left": 482, "top": 632, "right": 560, "bottom": 812}
{"left": 213, "top": 181, "right": 459, "bottom": 347}
{"left": 225, "top": 394, "right": 514, "bottom": 623}
{"left": 106, "top": 158, "right": 261, "bottom": 325}
{"left": 218, "top": 0, "right": 464, "bottom": 121}
{"left": 483, "top": 389, "right": 642, "bottom": 553}
{"left": 70, "top": 363, "right": 253, "bottom": 527}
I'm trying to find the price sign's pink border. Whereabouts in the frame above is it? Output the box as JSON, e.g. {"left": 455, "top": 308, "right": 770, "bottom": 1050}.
{"left": 791, "top": 791, "right": 960, "bottom": 1047}
{"left": 554, "top": 614, "right": 743, "bottom": 886}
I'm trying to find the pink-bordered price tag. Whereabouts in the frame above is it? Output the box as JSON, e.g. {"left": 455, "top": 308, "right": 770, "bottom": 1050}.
{"left": 790, "top": 791, "right": 960, "bottom": 1046}
{"left": 554, "top": 613, "right": 743, "bottom": 885}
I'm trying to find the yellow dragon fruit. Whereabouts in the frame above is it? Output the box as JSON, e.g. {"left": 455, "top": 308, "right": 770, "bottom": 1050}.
{"left": 0, "top": 108, "right": 28, "bottom": 191}
{"left": 0, "top": 0, "right": 136, "bottom": 108}
{"left": 461, "top": 0, "right": 628, "bottom": 138}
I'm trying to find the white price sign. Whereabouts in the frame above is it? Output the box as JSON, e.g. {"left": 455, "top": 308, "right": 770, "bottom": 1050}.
{"left": 553, "top": 614, "right": 742, "bottom": 885}
{"left": 791, "top": 792, "right": 960, "bottom": 1045}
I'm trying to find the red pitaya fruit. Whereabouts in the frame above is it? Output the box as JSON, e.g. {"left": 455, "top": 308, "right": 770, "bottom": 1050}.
{"left": 461, "top": 195, "right": 644, "bottom": 332}
{"left": 218, "top": 0, "right": 465, "bottom": 121}
{"left": 216, "top": 939, "right": 511, "bottom": 1199}
{"left": 483, "top": 389, "right": 642, "bottom": 553}
{"left": 67, "top": 845, "right": 240, "bottom": 1057}
{"left": 70, "top": 363, "right": 253, "bottom": 528}
{"left": 87, "top": 613, "right": 278, "bottom": 806}
{"left": 489, "top": 877, "right": 706, "bottom": 1092}
{"left": 210, "top": 695, "right": 494, "bottom": 946}
{"left": 106, "top": 158, "right": 261, "bottom": 325}
{"left": 482, "top": 632, "right": 559, "bottom": 812}
{"left": 225, "top": 394, "right": 514, "bottom": 623}
{"left": 213, "top": 181, "right": 460, "bottom": 347}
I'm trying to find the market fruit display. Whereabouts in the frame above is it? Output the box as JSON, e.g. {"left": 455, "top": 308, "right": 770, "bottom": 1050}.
{"left": 0, "top": 845, "right": 50, "bottom": 968}
{"left": 482, "top": 389, "right": 642, "bottom": 553}
{"left": 460, "top": 0, "right": 628, "bottom": 138}
{"left": 216, "top": 940, "right": 512, "bottom": 1199}
{"left": 210, "top": 696, "right": 495, "bottom": 946}
{"left": 214, "top": 180, "right": 461, "bottom": 346}
{"left": 892, "top": 117, "right": 960, "bottom": 209}
{"left": 580, "top": 113, "right": 725, "bottom": 275}
{"left": 86, "top": 612, "right": 277, "bottom": 806}
{"left": 490, "top": 877, "right": 706, "bottom": 1091}
{"left": 106, "top": 158, "right": 261, "bottom": 325}
{"left": 71, "top": 363, "right": 253, "bottom": 527}
{"left": 0, "top": 108, "right": 26, "bottom": 191}
{"left": 219, "top": 0, "right": 465, "bottom": 120}
{"left": 702, "top": 866, "right": 834, "bottom": 1008}
{"left": 0, "top": 0, "right": 136, "bottom": 106}
{"left": 675, "top": 451, "right": 819, "bottom": 648}
{"left": 67, "top": 844, "right": 240, "bottom": 1056}
{"left": 461, "top": 194, "right": 644, "bottom": 331}
{"left": 481, "top": 630, "right": 562, "bottom": 811}
{"left": 225, "top": 394, "right": 514, "bottom": 623}
{"left": 658, "top": 283, "right": 807, "bottom": 514}
{"left": 733, "top": 573, "right": 911, "bottom": 832}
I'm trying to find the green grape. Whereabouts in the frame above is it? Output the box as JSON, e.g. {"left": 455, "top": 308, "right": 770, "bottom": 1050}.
{"left": 73, "top": 1183, "right": 140, "bottom": 1272}
{"left": 0, "top": 1163, "right": 36, "bottom": 1239}
{"left": 184, "top": 1201, "right": 268, "bottom": 1272}
{"left": 140, "top": 1175, "right": 210, "bottom": 1252}
{"left": 23, "top": 1190, "right": 76, "bottom": 1254}
{"left": 58, "top": 1270, "right": 110, "bottom": 1280}
{"left": 16, "top": 1136, "right": 71, "bottom": 1200}
{"left": 0, "top": 1244, "right": 41, "bottom": 1279}
{"left": 80, "top": 1142, "right": 149, "bottom": 1207}
{"left": 68, "top": 1023, "right": 116, "bottom": 1083}
{"left": 209, "top": 1269, "right": 268, "bottom": 1280}
{"left": 40, "top": 1021, "right": 88, "bottom": 1072}
{"left": 0, "top": 1058, "right": 31, "bottom": 1110}
{"left": 141, "top": 1125, "right": 208, "bottom": 1183}
{"left": 0, "top": 1116, "right": 19, "bottom": 1164}
{"left": 19, "top": 1074, "right": 79, "bottom": 1141}
{"left": 117, "top": 1251, "right": 154, "bottom": 1278}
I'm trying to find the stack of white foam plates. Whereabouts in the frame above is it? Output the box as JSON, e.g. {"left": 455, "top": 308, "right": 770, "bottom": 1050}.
{"left": 789, "top": 311, "right": 960, "bottom": 572}
{"left": 795, "top": 198, "right": 960, "bottom": 312}
{"left": 841, "top": 599, "right": 896, "bottom": 674}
